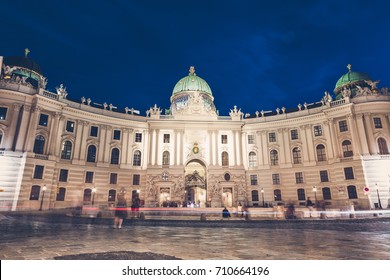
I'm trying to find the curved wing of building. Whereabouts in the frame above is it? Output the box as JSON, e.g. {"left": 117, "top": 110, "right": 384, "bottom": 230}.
{"left": 1, "top": 54, "right": 389, "bottom": 212}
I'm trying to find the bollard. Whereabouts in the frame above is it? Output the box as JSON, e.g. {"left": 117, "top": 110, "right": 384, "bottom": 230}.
{"left": 200, "top": 213, "right": 207, "bottom": 221}
{"left": 349, "top": 213, "right": 355, "bottom": 219}
{"left": 139, "top": 212, "right": 145, "bottom": 220}
{"left": 320, "top": 212, "right": 327, "bottom": 219}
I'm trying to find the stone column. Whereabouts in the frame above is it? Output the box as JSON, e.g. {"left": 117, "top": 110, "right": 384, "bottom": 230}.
{"left": 121, "top": 128, "right": 129, "bottom": 165}
{"left": 127, "top": 129, "right": 134, "bottom": 165}
{"left": 256, "top": 131, "right": 264, "bottom": 166}
{"left": 98, "top": 125, "right": 107, "bottom": 163}
{"left": 347, "top": 114, "right": 361, "bottom": 156}
{"left": 277, "top": 129, "right": 286, "bottom": 164}
{"left": 48, "top": 112, "right": 61, "bottom": 155}
{"left": 155, "top": 129, "right": 161, "bottom": 165}
{"left": 79, "top": 121, "right": 90, "bottom": 161}
{"left": 142, "top": 129, "right": 149, "bottom": 169}
{"left": 25, "top": 106, "right": 41, "bottom": 152}
{"left": 328, "top": 118, "right": 340, "bottom": 158}
{"left": 150, "top": 129, "right": 156, "bottom": 165}
{"left": 54, "top": 115, "right": 66, "bottom": 157}
{"left": 241, "top": 131, "right": 247, "bottom": 169}
{"left": 355, "top": 114, "right": 369, "bottom": 155}
{"left": 211, "top": 130, "right": 216, "bottom": 165}
{"left": 364, "top": 113, "right": 376, "bottom": 154}
{"left": 15, "top": 105, "right": 32, "bottom": 151}
{"left": 261, "top": 131, "right": 269, "bottom": 165}
{"left": 207, "top": 130, "right": 212, "bottom": 166}
{"left": 73, "top": 120, "right": 84, "bottom": 160}
{"left": 104, "top": 126, "right": 112, "bottom": 163}
{"left": 4, "top": 103, "right": 22, "bottom": 150}
{"left": 305, "top": 125, "right": 315, "bottom": 162}
{"left": 299, "top": 125, "right": 310, "bottom": 163}
{"left": 179, "top": 130, "right": 184, "bottom": 165}
{"left": 323, "top": 120, "right": 335, "bottom": 160}
{"left": 235, "top": 130, "right": 242, "bottom": 166}
{"left": 282, "top": 128, "right": 291, "bottom": 164}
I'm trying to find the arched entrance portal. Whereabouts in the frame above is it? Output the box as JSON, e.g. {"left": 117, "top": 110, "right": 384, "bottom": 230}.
{"left": 185, "top": 159, "right": 207, "bottom": 207}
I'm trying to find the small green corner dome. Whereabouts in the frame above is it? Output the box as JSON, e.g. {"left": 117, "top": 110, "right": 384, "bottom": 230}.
{"left": 172, "top": 66, "right": 212, "bottom": 96}
{"left": 334, "top": 64, "right": 371, "bottom": 93}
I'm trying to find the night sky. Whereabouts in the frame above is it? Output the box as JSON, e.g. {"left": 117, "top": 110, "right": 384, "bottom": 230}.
{"left": 2, "top": 0, "right": 390, "bottom": 116}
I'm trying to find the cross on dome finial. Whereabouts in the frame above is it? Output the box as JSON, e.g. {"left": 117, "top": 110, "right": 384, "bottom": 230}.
{"left": 347, "top": 64, "right": 352, "bottom": 72}
{"left": 189, "top": 66, "right": 195, "bottom": 75}
{"left": 25, "top": 48, "right": 30, "bottom": 58}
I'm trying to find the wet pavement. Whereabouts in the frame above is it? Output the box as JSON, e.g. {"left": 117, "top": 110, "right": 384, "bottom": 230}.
{"left": 1, "top": 212, "right": 390, "bottom": 260}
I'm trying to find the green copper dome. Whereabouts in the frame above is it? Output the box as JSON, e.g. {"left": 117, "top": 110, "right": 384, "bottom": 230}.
{"left": 334, "top": 64, "right": 371, "bottom": 93}
{"left": 172, "top": 66, "right": 212, "bottom": 96}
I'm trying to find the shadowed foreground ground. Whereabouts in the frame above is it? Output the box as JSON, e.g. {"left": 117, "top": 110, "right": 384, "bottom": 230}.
{"left": 54, "top": 251, "right": 181, "bottom": 260}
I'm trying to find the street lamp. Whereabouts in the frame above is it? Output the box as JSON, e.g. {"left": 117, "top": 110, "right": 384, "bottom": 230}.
{"left": 92, "top": 187, "right": 97, "bottom": 206}
{"left": 39, "top": 185, "right": 47, "bottom": 211}
{"left": 261, "top": 188, "right": 265, "bottom": 207}
{"left": 312, "top": 186, "right": 317, "bottom": 203}
{"left": 375, "top": 184, "right": 383, "bottom": 209}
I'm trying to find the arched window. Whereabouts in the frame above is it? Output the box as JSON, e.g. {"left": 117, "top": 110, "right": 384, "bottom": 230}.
{"left": 108, "top": 189, "right": 116, "bottom": 202}
{"left": 86, "top": 145, "right": 97, "bottom": 162}
{"left": 29, "top": 185, "right": 41, "bottom": 200}
{"left": 274, "top": 189, "right": 282, "bottom": 201}
{"left": 292, "top": 147, "right": 302, "bottom": 164}
{"left": 342, "top": 140, "right": 353, "bottom": 158}
{"left": 378, "top": 137, "right": 389, "bottom": 155}
{"left": 270, "top": 150, "right": 278, "bottom": 166}
{"left": 56, "top": 187, "right": 66, "bottom": 201}
{"left": 316, "top": 144, "right": 327, "bottom": 161}
{"left": 297, "top": 188, "right": 306, "bottom": 201}
{"left": 322, "top": 187, "right": 332, "bottom": 200}
{"left": 347, "top": 185, "right": 358, "bottom": 199}
{"left": 249, "top": 152, "right": 257, "bottom": 167}
{"left": 162, "top": 151, "right": 170, "bottom": 166}
{"left": 222, "top": 151, "right": 229, "bottom": 166}
{"left": 0, "top": 130, "right": 3, "bottom": 146}
{"left": 111, "top": 148, "right": 120, "bottom": 164}
{"left": 33, "top": 135, "right": 45, "bottom": 154}
{"left": 133, "top": 150, "right": 141, "bottom": 166}
{"left": 61, "top": 140, "right": 72, "bottom": 160}
{"left": 83, "top": 189, "right": 92, "bottom": 202}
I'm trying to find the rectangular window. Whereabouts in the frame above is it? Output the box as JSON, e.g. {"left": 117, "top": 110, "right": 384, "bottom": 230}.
{"left": 374, "top": 117, "right": 383, "bottom": 129}
{"left": 314, "top": 125, "right": 322, "bottom": 136}
{"left": 38, "top": 113, "right": 49, "bottom": 126}
{"left": 339, "top": 120, "right": 348, "bottom": 132}
{"left": 0, "top": 107, "right": 8, "bottom": 120}
{"left": 344, "top": 167, "right": 354, "bottom": 180}
{"left": 272, "top": 174, "right": 280, "bottom": 185}
{"left": 163, "top": 134, "right": 170, "bottom": 143}
{"left": 320, "top": 170, "right": 329, "bottom": 182}
{"left": 290, "top": 129, "right": 298, "bottom": 140}
{"left": 90, "top": 126, "right": 99, "bottom": 137}
{"left": 85, "top": 171, "right": 94, "bottom": 183}
{"left": 269, "top": 132, "right": 276, "bottom": 142}
{"left": 248, "top": 135, "right": 255, "bottom": 144}
{"left": 113, "top": 130, "right": 121, "bottom": 140}
{"left": 135, "top": 133, "right": 142, "bottom": 142}
{"left": 250, "top": 175, "right": 258, "bottom": 185}
{"left": 59, "top": 169, "right": 69, "bottom": 182}
{"left": 221, "top": 135, "right": 228, "bottom": 144}
{"left": 56, "top": 187, "right": 66, "bottom": 201}
{"left": 295, "top": 172, "right": 304, "bottom": 184}
{"left": 65, "top": 120, "right": 75, "bottom": 133}
{"left": 33, "top": 165, "right": 44, "bottom": 179}
{"left": 133, "top": 174, "right": 140, "bottom": 185}
{"left": 110, "top": 173, "right": 118, "bottom": 184}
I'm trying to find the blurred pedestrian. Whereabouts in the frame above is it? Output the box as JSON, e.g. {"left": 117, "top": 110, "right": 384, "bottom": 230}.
{"left": 222, "top": 207, "right": 231, "bottom": 218}
{"left": 113, "top": 198, "right": 127, "bottom": 229}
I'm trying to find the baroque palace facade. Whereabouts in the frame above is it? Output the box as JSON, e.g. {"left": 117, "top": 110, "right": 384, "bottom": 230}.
{"left": 0, "top": 53, "right": 390, "bottom": 211}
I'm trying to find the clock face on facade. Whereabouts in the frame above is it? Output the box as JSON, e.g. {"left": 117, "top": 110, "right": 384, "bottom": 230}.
{"left": 192, "top": 143, "right": 199, "bottom": 154}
